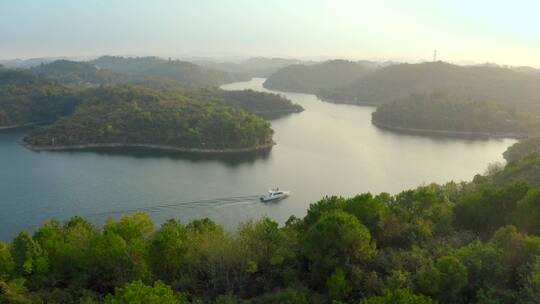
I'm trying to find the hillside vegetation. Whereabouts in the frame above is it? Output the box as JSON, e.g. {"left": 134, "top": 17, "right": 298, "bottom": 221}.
{"left": 319, "top": 62, "right": 540, "bottom": 113}
{"left": 26, "top": 59, "right": 305, "bottom": 119}
{"left": 23, "top": 86, "right": 274, "bottom": 151}
{"left": 471, "top": 137, "right": 540, "bottom": 187}
{"left": 91, "top": 56, "right": 237, "bottom": 87}
{"left": 31, "top": 60, "right": 123, "bottom": 86}
{"left": 186, "top": 88, "right": 304, "bottom": 119}
{"left": 3, "top": 140, "right": 540, "bottom": 303}
{"left": 0, "top": 68, "right": 80, "bottom": 128}
{"left": 504, "top": 136, "right": 540, "bottom": 163}
{"left": 1, "top": 63, "right": 304, "bottom": 150}
{"left": 372, "top": 92, "right": 538, "bottom": 136}
{"left": 263, "top": 60, "right": 374, "bottom": 93}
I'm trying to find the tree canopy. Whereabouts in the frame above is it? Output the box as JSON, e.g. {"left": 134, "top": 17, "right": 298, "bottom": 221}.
{"left": 263, "top": 60, "right": 374, "bottom": 94}
{"left": 0, "top": 69, "right": 80, "bottom": 127}
{"left": 5, "top": 137, "right": 540, "bottom": 303}
{"left": 90, "top": 56, "right": 238, "bottom": 87}
{"left": 23, "top": 86, "right": 274, "bottom": 151}
{"left": 319, "top": 62, "right": 540, "bottom": 113}
{"left": 372, "top": 91, "right": 538, "bottom": 136}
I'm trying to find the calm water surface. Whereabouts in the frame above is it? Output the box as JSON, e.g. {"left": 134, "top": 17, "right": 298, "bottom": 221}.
{"left": 0, "top": 78, "right": 516, "bottom": 240}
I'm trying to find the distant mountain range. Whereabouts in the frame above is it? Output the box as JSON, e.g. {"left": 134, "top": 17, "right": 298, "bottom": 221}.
{"left": 263, "top": 60, "right": 379, "bottom": 94}
{"left": 192, "top": 57, "right": 306, "bottom": 79}
{"left": 318, "top": 61, "right": 540, "bottom": 112}
{"left": 262, "top": 60, "right": 540, "bottom": 113}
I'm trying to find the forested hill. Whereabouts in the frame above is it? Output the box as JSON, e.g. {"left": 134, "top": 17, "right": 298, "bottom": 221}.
{"left": 23, "top": 86, "right": 274, "bottom": 151}
{"left": 263, "top": 60, "right": 374, "bottom": 93}
{"left": 90, "top": 56, "right": 237, "bottom": 87}
{"left": 185, "top": 88, "right": 304, "bottom": 119}
{"left": 31, "top": 60, "right": 123, "bottom": 86}
{"left": 319, "top": 62, "right": 540, "bottom": 112}
{"left": 0, "top": 68, "right": 80, "bottom": 128}
{"left": 372, "top": 92, "right": 539, "bottom": 137}
{"left": 4, "top": 135, "right": 540, "bottom": 303}
{"left": 25, "top": 59, "right": 304, "bottom": 118}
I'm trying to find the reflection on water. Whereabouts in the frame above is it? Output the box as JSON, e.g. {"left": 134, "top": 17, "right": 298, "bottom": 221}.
{"left": 0, "top": 78, "right": 517, "bottom": 240}
{"left": 47, "top": 146, "right": 273, "bottom": 167}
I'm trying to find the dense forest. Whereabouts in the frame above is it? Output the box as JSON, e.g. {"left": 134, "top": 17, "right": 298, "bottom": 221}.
{"left": 8, "top": 57, "right": 242, "bottom": 88}
{"left": 317, "top": 62, "right": 540, "bottom": 112}
{"left": 371, "top": 92, "right": 538, "bottom": 136}
{"left": 504, "top": 136, "right": 540, "bottom": 163}
{"left": 25, "top": 59, "right": 305, "bottom": 119}
{"left": 1, "top": 61, "right": 304, "bottom": 151}
{"left": 90, "top": 56, "right": 238, "bottom": 87}
{"left": 473, "top": 136, "right": 540, "bottom": 187}
{"left": 263, "top": 60, "right": 375, "bottom": 94}
{"left": 2, "top": 137, "right": 540, "bottom": 303}
{"left": 30, "top": 60, "right": 123, "bottom": 87}
{"left": 0, "top": 68, "right": 81, "bottom": 128}
{"left": 23, "top": 86, "right": 274, "bottom": 151}
{"left": 184, "top": 89, "right": 304, "bottom": 119}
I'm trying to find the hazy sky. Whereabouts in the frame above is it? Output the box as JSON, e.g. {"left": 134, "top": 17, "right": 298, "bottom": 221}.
{"left": 1, "top": 0, "right": 539, "bottom": 66}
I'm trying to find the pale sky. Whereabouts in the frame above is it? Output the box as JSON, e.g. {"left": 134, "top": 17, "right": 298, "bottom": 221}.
{"left": 1, "top": 0, "right": 539, "bottom": 66}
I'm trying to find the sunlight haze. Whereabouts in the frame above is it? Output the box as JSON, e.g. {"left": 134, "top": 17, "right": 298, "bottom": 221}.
{"left": 1, "top": 0, "right": 539, "bottom": 66}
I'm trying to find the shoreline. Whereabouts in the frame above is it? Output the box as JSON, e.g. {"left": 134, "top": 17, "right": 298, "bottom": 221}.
{"left": 259, "top": 82, "right": 378, "bottom": 107}
{"left": 372, "top": 120, "right": 527, "bottom": 139}
{"left": 316, "top": 96, "right": 380, "bottom": 107}
{"left": 21, "top": 141, "right": 276, "bottom": 154}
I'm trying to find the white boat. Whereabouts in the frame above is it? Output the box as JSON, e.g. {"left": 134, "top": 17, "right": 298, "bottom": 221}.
{"left": 260, "top": 188, "right": 290, "bottom": 202}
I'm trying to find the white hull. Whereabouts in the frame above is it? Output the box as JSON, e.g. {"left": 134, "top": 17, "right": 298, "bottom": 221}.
{"left": 260, "top": 190, "right": 290, "bottom": 202}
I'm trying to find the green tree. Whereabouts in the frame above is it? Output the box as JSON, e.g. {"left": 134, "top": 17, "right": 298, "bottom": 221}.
{"left": 343, "top": 193, "right": 389, "bottom": 235}
{"left": 105, "top": 280, "right": 186, "bottom": 304}
{"left": 11, "top": 232, "right": 49, "bottom": 279}
{"left": 302, "top": 210, "right": 375, "bottom": 286}
{"left": 415, "top": 263, "right": 440, "bottom": 297}
{"left": 181, "top": 219, "right": 246, "bottom": 295}
{"left": 0, "top": 242, "right": 14, "bottom": 279}
{"left": 301, "top": 196, "right": 345, "bottom": 229}
{"left": 454, "top": 182, "right": 529, "bottom": 237}
{"left": 104, "top": 212, "right": 154, "bottom": 242}
{"left": 86, "top": 231, "right": 150, "bottom": 292}
{"left": 0, "top": 278, "right": 31, "bottom": 304}
{"left": 148, "top": 220, "right": 188, "bottom": 282}
{"left": 238, "top": 218, "right": 296, "bottom": 292}
{"left": 456, "top": 240, "right": 507, "bottom": 302}
{"left": 363, "top": 289, "right": 434, "bottom": 304}
{"left": 436, "top": 256, "right": 468, "bottom": 303}
{"left": 253, "top": 287, "right": 309, "bottom": 304}
{"left": 326, "top": 268, "right": 350, "bottom": 301}
{"left": 514, "top": 189, "right": 540, "bottom": 235}
{"left": 520, "top": 257, "right": 540, "bottom": 303}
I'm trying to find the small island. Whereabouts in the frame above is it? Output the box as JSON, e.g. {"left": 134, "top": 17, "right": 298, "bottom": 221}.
{"left": 23, "top": 86, "right": 275, "bottom": 153}
{"left": 371, "top": 92, "right": 537, "bottom": 138}
{"left": 2, "top": 60, "right": 305, "bottom": 153}
{"left": 190, "top": 88, "right": 304, "bottom": 119}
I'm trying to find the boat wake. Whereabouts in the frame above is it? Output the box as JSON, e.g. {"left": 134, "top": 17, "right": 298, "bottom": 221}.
{"left": 82, "top": 194, "right": 262, "bottom": 218}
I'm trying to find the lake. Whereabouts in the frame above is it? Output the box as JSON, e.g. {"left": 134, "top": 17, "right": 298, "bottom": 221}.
{"left": 0, "top": 78, "right": 516, "bottom": 240}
